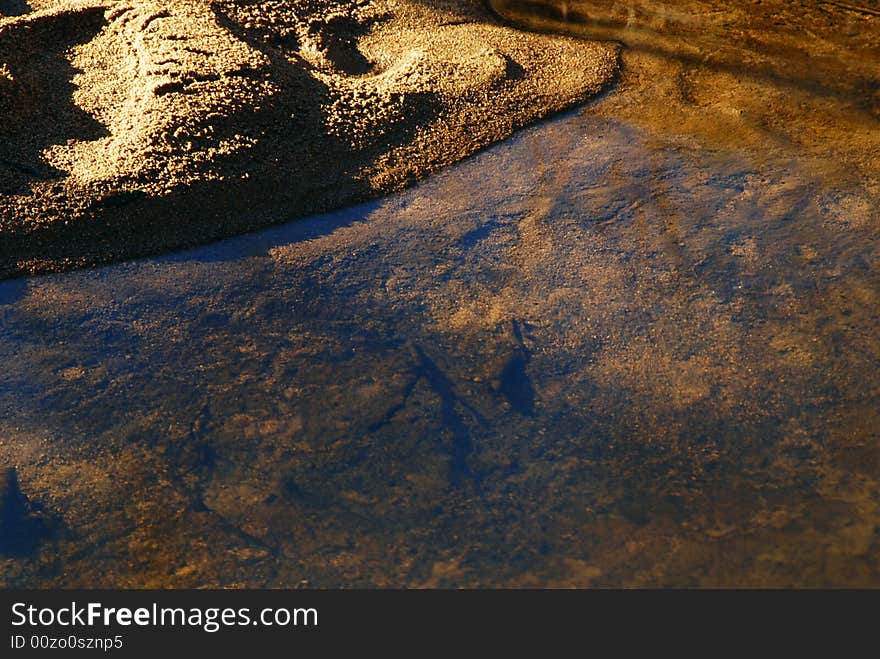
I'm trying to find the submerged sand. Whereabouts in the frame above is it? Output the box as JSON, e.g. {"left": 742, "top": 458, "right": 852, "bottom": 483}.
{"left": 0, "top": 0, "right": 618, "bottom": 278}
{"left": 2, "top": 1, "right": 879, "bottom": 588}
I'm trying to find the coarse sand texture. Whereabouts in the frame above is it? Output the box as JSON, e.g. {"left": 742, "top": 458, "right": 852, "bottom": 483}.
{"left": 0, "top": 0, "right": 618, "bottom": 277}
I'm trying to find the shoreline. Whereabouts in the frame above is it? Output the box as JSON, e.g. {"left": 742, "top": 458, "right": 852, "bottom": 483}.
{"left": 0, "top": 0, "right": 618, "bottom": 279}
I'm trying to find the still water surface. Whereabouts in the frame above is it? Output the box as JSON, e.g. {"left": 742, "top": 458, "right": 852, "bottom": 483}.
{"left": 1, "top": 0, "right": 878, "bottom": 585}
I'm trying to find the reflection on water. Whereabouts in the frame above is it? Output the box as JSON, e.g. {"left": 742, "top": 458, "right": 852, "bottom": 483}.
{"left": 2, "top": 1, "right": 879, "bottom": 586}
{"left": 490, "top": 0, "right": 880, "bottom": 175}
{"left": 490, "top": 0, "right": 880, "bottom": 94}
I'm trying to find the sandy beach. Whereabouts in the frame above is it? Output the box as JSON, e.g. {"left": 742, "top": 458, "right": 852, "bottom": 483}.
{"left": 0, "top": 0, "right": 617, "bottom": 278}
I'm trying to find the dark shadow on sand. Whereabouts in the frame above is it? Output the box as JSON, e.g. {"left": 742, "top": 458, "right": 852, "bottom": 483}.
{"left": 0, "top": 467, "right": 55, "bottom": 557}
{"left": 0, "top": 7, "right": 107, "bottom": 196}
{"left": 0, "top": 2, "right": 445, "bottom": 279}
{"left": 0, "top": 0, "right": 31, "bottom": 17}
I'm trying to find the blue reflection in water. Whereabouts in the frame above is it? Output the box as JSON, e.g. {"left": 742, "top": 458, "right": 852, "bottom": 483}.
{"left": 1, "top": 109, "right": 878, "bottom": 586}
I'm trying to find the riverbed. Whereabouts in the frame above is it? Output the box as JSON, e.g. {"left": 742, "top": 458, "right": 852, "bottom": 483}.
{"left": 2, "top": 0, "right": 878, "bottom": 586}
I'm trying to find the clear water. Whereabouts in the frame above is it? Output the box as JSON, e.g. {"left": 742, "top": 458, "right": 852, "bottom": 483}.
{"left": 1, "top": 0, "right": 878, "bottom": 586}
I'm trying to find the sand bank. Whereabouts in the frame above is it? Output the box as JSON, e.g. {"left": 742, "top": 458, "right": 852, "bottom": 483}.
{"left": 0, "top": 0, "right": 618, "bottom": 278}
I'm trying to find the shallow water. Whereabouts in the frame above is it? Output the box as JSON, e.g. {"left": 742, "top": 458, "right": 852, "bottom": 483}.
{"left": 2, "top": 1, "right": 879, "bottom": 586}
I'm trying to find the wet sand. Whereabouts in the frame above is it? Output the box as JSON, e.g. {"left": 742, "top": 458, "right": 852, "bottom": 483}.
{"left": 2, "top": 1, "right": 879, "bottom": 587}
{"left": 0, "top": 0, "right": 617, "bottom": 278}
